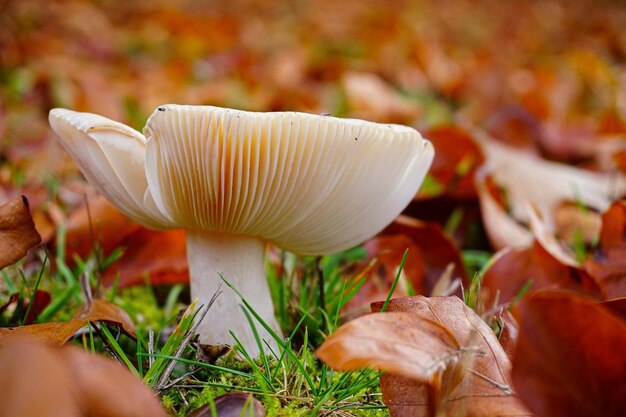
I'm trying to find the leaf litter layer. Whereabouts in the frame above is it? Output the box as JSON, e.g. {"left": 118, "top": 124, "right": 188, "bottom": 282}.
{"left": 3, "top": 0, "right": 626, "bottom": 415}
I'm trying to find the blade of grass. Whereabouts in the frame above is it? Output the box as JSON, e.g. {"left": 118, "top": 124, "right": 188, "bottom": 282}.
{"left": 379, "top": 248, "right": 409, "bottom": 312}
{"left": 21, "top": 252, "right": 48, "bottom": 325}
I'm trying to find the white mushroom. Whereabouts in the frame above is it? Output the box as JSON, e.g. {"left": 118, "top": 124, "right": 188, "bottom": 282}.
{"left": 49, "top": 104, "right": 434, "bottom": 356}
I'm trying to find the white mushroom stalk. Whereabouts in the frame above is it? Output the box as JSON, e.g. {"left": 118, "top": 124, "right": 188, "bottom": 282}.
{"left": 49, "top": 105, "right": 434, "bottom": 356}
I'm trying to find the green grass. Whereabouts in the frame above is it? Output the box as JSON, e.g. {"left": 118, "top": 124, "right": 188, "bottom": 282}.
{"left": 2, "top": 226, "right": 500, "bottom": 416}
{"left": 0, "top": 229, "right": 387, "bottom": 416}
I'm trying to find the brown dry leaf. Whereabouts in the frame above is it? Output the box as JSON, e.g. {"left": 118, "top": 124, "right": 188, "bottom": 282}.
{"left": 512, "top": 291, "right": 626, "bottom": 417}
{"left": 77, "top": 298, "right": 136, "bottom": 337}
{"left": 187, "top": 393, "right": 266, "bottom": 417}
{"left": 369, "top": 296, "right": 530, "bottom": 417}
{"left": 0, "top": 336, "right": 166, "bottom": 417}
{"left": 584, "top": 200, "right": 626, "bottom": 298}
{"left": 0, "top": 196, "right": 42, "bottom": 269}
{"left": 0, "top": 298, "right": 136, "bottom": 345}
{"left": 316, "top": 311, "right": 462, "bottom": 386}
{"left": 481, "top": 241, "right": 599, "bottom": 309}
{"left": 342, "top": 234, "right": 425, "bottom": 316}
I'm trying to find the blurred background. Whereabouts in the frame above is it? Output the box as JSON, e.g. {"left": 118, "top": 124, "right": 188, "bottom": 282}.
{"left": 1, "top": 0, "right": 626, "bottom": 253}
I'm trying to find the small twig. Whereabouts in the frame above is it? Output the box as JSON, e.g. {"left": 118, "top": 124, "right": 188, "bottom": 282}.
{"left": 148, "top": 329, "right": 155, "bottom": 368}
{"left": 316, "top": 256, "right": 325, "bottom": 312}
{"left": 155, "top": 287, "right": 222, "bottom": 390}
{"left": 79, "top": 272, "right": 93, "bottom": 310}
{"left": 159, "top": 368, "right": 200, "bottom": 391}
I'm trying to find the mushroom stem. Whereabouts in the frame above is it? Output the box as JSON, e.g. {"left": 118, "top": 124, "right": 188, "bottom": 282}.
{"left": 186, "top": 230, "right": 282, "bottom": 356}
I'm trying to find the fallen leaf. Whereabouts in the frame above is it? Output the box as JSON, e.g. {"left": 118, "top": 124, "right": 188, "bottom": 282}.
{"left": 0, "top": 196, "right": 42, "bottom": 269}
{"left": 0, "top": 336, "right": 167, "bottom": 417}
{"left": 512, "top": 291, "right": 626, "bottom": 417}
{"left": 584, "top": 200, "right": 626, "bottom": 298}
{"left": 187, "top": 393, "right": 266, "bottom": 417}
{"left": 77, "top": 298, "right": 136, "bottom": 337}
{"left": 0, "top": 298, "right": 136, "bottom": 345}
{"left": 526, "top": 202, "right": 580, "bottom": 268}
{"left": 343, "top": 234, "right": 425, "bottom": 316}
{"left": 370, "top": 296, "right": 530, "bottom": 417}
{"left": 481, "top": 241, "right": 599, "bottom": 309}
{"left": 497, "top": 310, "right": 519, "bottom": 360}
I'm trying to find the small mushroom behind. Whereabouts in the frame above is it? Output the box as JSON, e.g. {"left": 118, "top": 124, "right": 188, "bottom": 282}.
{"left": 50, "top": 105, "right": 434, "bottom": 356}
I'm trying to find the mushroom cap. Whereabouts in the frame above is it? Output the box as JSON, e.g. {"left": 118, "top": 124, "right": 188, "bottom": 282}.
{"left": 50, "top": 105, "right": 434, "bottom": 255}
{"left": 48, "top": 108, "right": 173, "bottom": 230}
{"left": 144, "top": 105, "right": 433, "bottom": 254}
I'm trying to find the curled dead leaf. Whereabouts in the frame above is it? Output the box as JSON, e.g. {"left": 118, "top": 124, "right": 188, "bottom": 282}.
{"left": 474, "top": 129, "right": 626, "bottom": 250}
{"left": 0, "top": 298, "right": 136, "bottom": 345}
{"left": 0, "top": 196, "right": 42, "bottom": 269}
{"left": 316, "top": 311, "right": 462, "bottom": 384}
{"left": 370, "top": 296, "right": 530, "bottom": 417}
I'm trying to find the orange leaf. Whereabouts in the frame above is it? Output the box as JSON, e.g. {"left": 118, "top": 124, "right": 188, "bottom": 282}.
{"left": 512, "top": 291, "right": 626, "bottom": 417}
{"left": 0, "top": 196, "right": 42, "bottom": 269}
